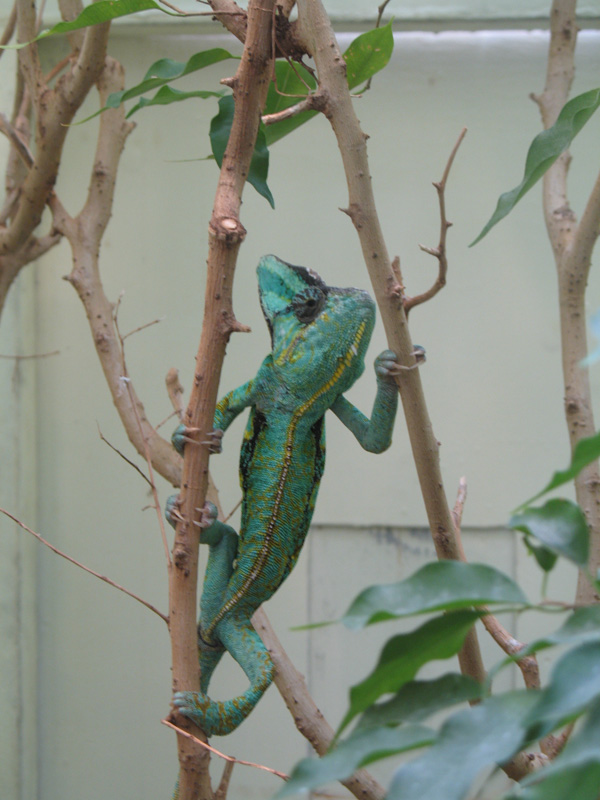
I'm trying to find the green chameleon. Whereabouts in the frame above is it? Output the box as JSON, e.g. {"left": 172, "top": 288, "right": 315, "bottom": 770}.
{"left": 169, "top": 254, "right": 414, "bottom": 736}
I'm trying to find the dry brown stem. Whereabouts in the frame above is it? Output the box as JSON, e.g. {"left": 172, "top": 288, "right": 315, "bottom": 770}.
{"left": 537, "top": 0, "right": 600, "bottom": 605}
{"left": 295, "top": 0, "right": 485, "bottom": 689}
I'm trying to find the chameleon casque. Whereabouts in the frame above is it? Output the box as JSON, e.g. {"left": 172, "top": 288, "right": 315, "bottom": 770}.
{"left": 169, "top": 254, "right": 404, "bottom": 737}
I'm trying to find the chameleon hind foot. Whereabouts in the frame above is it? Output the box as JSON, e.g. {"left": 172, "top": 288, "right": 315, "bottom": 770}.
{"left": 172, "top": 690, "right": 254, "bottom": 737}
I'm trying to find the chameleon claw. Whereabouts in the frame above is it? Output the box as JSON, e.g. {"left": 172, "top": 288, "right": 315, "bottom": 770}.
{"left": 202, "top": 429, "right": 224, "bottom": 454}
{"left": 193, "top": 502, "right": 219, "bottom": 530}
{"left": 165, "top": 494, "right": 183, "bottom": 529}
{"left": 385, "top": 346, "right": 426, "bottom": 375}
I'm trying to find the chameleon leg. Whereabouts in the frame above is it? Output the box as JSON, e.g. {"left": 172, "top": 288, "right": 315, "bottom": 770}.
{"left": 174, "top": 613, "right": 274, "bottom": 736}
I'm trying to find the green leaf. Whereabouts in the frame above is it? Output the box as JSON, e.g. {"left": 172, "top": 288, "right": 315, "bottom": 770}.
{"left": 505, "top": 700, "right": 600, "bottom": 799}
{"left": 505, "top": 762, "right": 600, "bottom": 800}
{"left": 526, "top": 641, "right": 600, "bottom": 729}
{"left": 387, "top": 692, "right": 540, "bottom": 800}
{"left": 338, "top": 610, "right": 481, "bottom": 734}
{"left": 209, "top": 96, "right": 274, "bottom": 208}
{"left": 275, "top": 724, "right": 433, "bottom": 799}
{"left": 126, "top": 86, "right": 223, "bottom": 117}
{"left": 519, "top": 430, "right": 600, "bottom": 508}
{"left": 343, "top": 562, "right": 527, "bottom": 629}
{"left": 355, "top": 673, "right": 484, "bottom": 729}
{"left": 77, "top": 49, "right": 233, "bottom": 123}
{"left": 344, "top": 21, "right": 394, "bottom": 90}
{"left": 509, "top": 499, "right": 589, "bottom": 568}
{"left": 471, "top": 87, "right": 600, "bottom": 245}
{"left": 19, "top": 0, "right": 183, "bottom": 46}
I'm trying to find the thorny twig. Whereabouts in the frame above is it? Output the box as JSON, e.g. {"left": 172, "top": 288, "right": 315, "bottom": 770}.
{"left": 403, "top": 127, "right": 467, "bottom": 313}
{"left": 0, "top": 507, "right": 168, "bottom": 622}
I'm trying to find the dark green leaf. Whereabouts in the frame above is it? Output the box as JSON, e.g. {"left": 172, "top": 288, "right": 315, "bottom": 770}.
{"left": 77, "top": 49, "right": 233, "bottom": 123}
{"left": 355, "top": 673, "right": 484, "bottom": 729}
{"left": 275, "top": 724, "right": 433, "bottom": 798}
{"left": 344, "top": 22, "right": 394, "bottom": 90}
{"left": 209, "top": 95, "right": 274, "bottom": 207}
{"left": 505, "top": 700, "right": 600, "bottom": 799}
{"left": 526, "top": 641, "right": 600, "bottom": 729}
{"left": 387, "top": 692, "right": 539, "bottom": 800}
{"left": 522, "top": 535, "right": 558, "bottom": 573}
{"left": 505, "top": 762, "right": 600, "bottom": 800}
{"left": 339, "top": 610, "right": 481, "bottom": 734}
{"left": 26, "top": 0, "right": 183, "bottom": 46}
{"left": 472, "top": 87, "right": 600, "bottom": 245}
{"left": 126, "top": 86, "right": 222, "bottom": 117}
{"left": 520, "top": 430, "right": 600, "bottom": 508}
{"left": 343, "top": 562, "right": 527, "bottom": 629}
{"left": 509, "top": 499, "right": 589, "bottom": 568}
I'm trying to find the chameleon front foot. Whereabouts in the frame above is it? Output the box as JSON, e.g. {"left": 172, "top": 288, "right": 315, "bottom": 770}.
{"left": 172, "top": 423, "right": 223, "bottom": 454}
{"left": 376, "top": 346, "right": 426, "bottom": 378}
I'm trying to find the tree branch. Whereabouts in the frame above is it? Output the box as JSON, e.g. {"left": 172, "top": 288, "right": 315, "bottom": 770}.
{"left": 169, "top": 2, "right": 276, "bottom": 797}
{"left": 295, "top": 0, "right": 485, "bottom": 688}
{"left": 538, "top": 0, "right": 600, "bottom": 605}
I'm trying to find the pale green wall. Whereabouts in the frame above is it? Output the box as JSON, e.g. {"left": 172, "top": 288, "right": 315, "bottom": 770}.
{"left": 0, "top": 7, "right": 599, "bottom": 800}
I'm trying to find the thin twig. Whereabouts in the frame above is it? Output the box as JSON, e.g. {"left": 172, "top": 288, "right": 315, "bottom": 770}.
{"left": 222, "top": 496, "right": 242, "bottom": 523}
{"left": 405, "top": 128, "right": 467, "bottom": 313}
{"left": 0, "top": 349, "right": 59, "bottom": 359}
{"left": 121, "top": 316, "right": 164, "bottom": 341}
{"left": 0, "top": 1, "right": 17, "bottom": 55}
{"left": 161, "top": 720, "right": 289, "bottom": 780}
{"left": 0, "top": 507, "right": 168, "bottom": 623}
{"left": 215, "top": 761, "right": 235, "bottom": 800}
{"left": 113, "top": 310, "right": 173, "bottom": 568}
{"left": 449, "top": 485, "right": 542, "bottom": 691}
{"left": 97, "top": 423, "right": 153, "bottom": 488}
{"left": 262, "top": 93, "right": 320, "bottom": 125}
{"left": 0, "top": 112, "right": 34, "bottom": 168}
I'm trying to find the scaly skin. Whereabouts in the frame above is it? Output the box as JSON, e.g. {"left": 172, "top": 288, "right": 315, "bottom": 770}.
{"left": 169, "top": 255, "right": 400, "bottom": 737}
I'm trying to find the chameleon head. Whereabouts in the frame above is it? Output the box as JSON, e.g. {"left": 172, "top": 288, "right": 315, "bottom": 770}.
{"left": 257, "top": 254, "right": 376, "bottom": 396}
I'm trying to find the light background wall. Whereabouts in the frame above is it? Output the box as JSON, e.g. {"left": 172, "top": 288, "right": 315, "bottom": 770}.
{"left": 1, "top": 2, "right": 599, "bottom": 799}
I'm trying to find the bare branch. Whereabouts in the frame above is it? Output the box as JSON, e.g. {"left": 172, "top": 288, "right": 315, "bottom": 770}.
{"left": 97, "top": 424, "right": 154, "bottom": 488}
{"left": 0, "top": 506, "right": 168, "bottom": 623}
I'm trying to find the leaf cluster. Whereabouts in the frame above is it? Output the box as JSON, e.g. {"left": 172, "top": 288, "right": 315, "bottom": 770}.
{"left": 278, "top": 432, "right": 600, "bottom": 800}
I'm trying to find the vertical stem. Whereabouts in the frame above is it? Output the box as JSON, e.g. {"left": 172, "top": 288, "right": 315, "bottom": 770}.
{"left": 296, "top": 0, "right": 485, "bottom": 684}
{"left": 169, "top": 2, "right": 275, "bottom": 797}
{"left": 539, "top": 0, "right": 600, "bottom": 603}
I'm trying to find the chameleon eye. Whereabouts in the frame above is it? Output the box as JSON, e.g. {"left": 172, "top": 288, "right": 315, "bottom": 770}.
{"left": 292, "top": 287, "right": 326, "bottom": 324}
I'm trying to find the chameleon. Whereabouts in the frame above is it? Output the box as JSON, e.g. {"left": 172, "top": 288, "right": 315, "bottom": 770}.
{"left": 168, "top": 254, "right": 413, "bottom": 737}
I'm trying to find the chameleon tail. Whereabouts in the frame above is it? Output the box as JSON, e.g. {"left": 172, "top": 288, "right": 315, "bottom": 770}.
{"left": 174, "top": 615, "right": 274, "bottom": 736}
